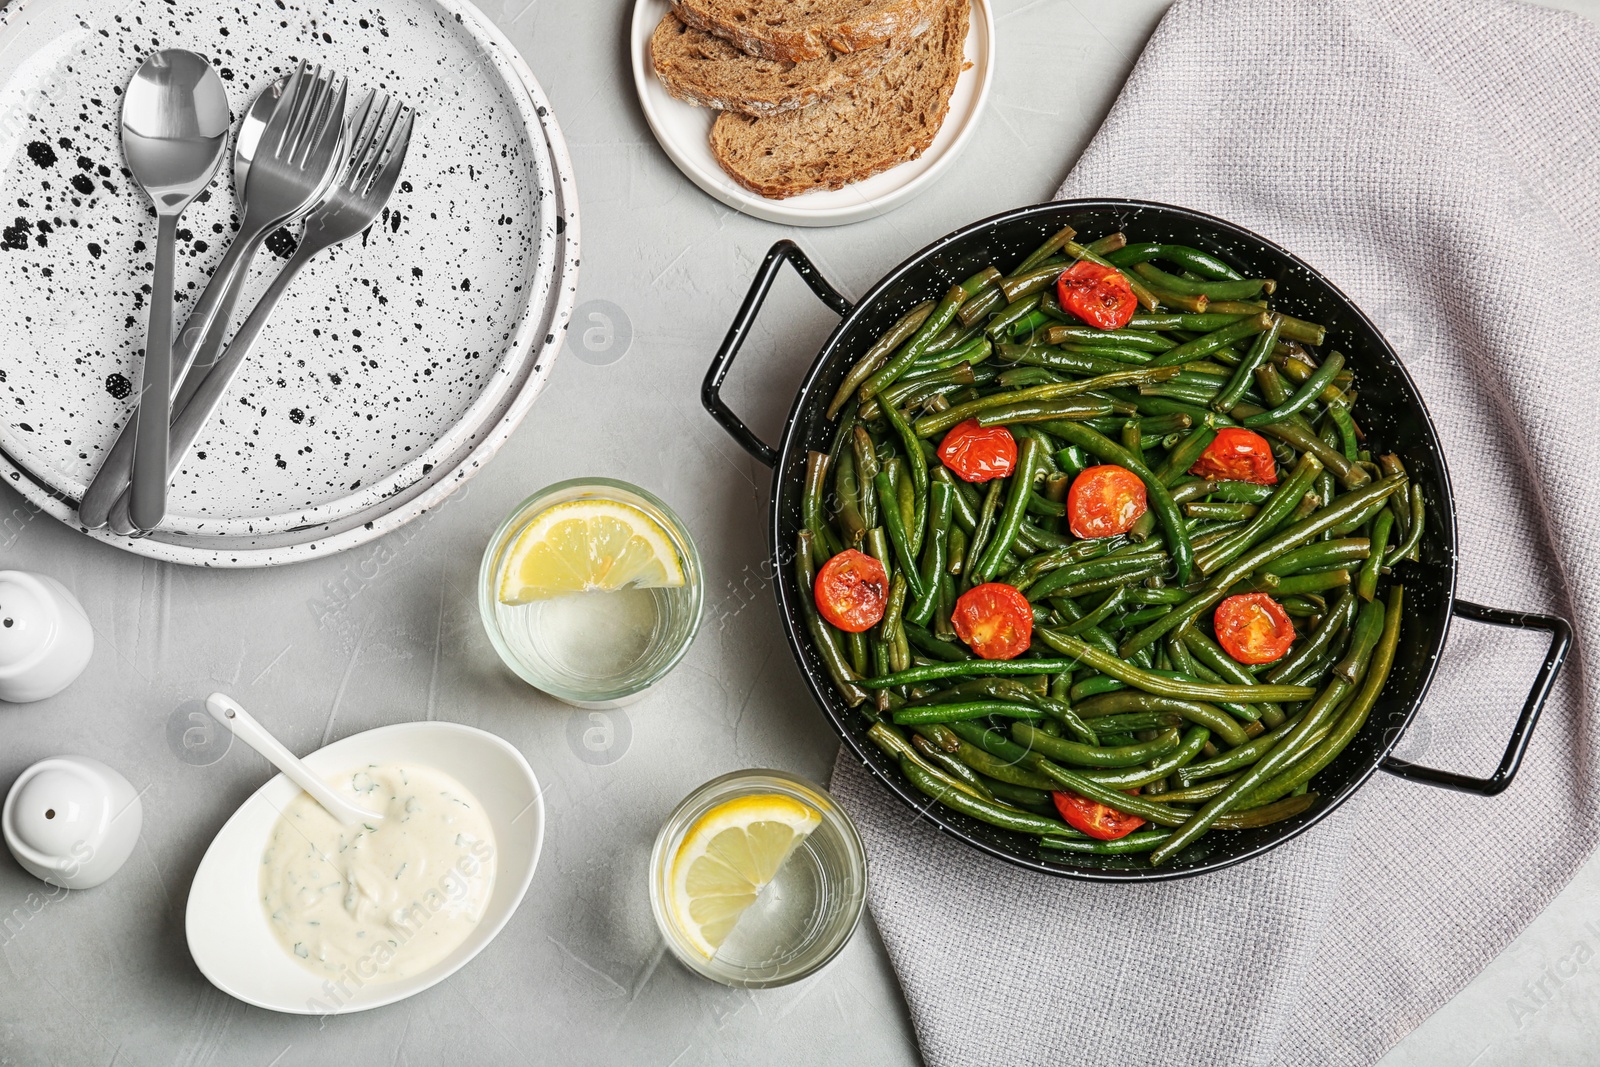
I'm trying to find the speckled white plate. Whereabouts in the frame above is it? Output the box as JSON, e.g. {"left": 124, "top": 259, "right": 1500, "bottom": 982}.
{"left": 629, "top": 0, "right": 992, "bottom": 227}
{"left": 0, "top": 0, "right": 578, "bottom": 566}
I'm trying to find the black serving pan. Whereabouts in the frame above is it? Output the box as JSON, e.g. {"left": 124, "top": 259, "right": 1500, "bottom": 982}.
{"left": 701, "top": 199, "right": 1571, "bottom": 880}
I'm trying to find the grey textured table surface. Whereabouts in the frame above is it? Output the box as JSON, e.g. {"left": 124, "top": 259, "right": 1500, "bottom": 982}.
{"left": 2, "top": 2, "right": 1598, "bottom": 1064}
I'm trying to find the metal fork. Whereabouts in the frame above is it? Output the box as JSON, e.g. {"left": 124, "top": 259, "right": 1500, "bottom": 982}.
{"left": 102, "top": 91, "right": 416, "bottom": 536}
{"left": 81, "top": 60, "right": 348, "bottom": 533}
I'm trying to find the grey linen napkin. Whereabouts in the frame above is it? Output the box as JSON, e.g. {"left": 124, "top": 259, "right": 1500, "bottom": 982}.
{"left": 830, "top": 1, "right": 1600, "bottom": 1063}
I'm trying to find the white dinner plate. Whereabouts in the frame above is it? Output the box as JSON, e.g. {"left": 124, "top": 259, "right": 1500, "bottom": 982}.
{"left": 629, "top": 0, "right": 993, "bottom": 227}
{"left": 0, "top": 0, "right": 578, "bottom": 565}
{"left": 186, "top": 721, "right": 544, "bottom": 1014}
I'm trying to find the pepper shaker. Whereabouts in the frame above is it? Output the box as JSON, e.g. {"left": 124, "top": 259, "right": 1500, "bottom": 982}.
{"left": 0, "top": 570, "right": 93, "bottom": 703}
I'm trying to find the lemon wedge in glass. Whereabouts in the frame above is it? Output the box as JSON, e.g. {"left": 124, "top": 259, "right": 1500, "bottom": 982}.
{"left": 668, "top": 793, "right": 823, "bottom": 958}
{"left": 498, "top": 498, "right": 685, "bottom": 605}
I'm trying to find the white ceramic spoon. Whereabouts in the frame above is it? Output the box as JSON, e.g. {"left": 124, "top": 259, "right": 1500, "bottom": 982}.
{"left": 205, "top": 692, "right": 378, "bottom": 826}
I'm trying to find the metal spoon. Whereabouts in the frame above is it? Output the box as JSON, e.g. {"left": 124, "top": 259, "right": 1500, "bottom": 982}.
{"left": 205, "top": 693, "right": 381, "bottom": 827}
{"left": 84, "top": 64, "right": 342, "bottom": 534}
{"left": 120, "top": 50, "right": 231, "bottom": 535}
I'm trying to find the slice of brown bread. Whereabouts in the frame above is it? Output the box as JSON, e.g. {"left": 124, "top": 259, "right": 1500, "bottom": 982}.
{"left": 650, "top": 12, "right": 896, "bottom": 116}
{"left": 708, "top": 0, "right": 968, "bottom": 200}
{"left": 670, "top": 0, "right": 944, "bottom": 63}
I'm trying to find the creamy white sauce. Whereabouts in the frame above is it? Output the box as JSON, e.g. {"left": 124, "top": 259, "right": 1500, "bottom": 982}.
{"left": 259, "top": 763, "right": 496, "bottom": 982}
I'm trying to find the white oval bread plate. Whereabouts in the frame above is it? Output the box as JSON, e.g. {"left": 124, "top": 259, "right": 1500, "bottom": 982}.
{"left": 186, "top": 721, "right": 544, "bottom": 1014}
{"left": 629, "top": 0, "right": 993, "bottom": 228}
{"left": 0, "top": 0, "right": 579, "bottom": 565}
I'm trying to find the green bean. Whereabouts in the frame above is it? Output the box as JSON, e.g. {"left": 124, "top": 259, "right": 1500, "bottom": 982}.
{"left": 1242, "top": 352, "right": 1345, "bottom": 428}
{"left": 1212, "top": 313, "right": 1283, "bottom": 413}
{"left": 1044, "top": 421, "right": 1196, "bottom": 584}
{"left": 879, "top": 573, "right": 908, "bottom": 649}
{"left": 1241, "top": 568, "right": 1352, "bottom": 596}
{"left": 1024, "top": 552, "right": 1169, "bottom": 602}
{"left": 943, "top": 734, "right": 1059, "bottom": 791}
{"left": 860, "top": 659, "right": 1091, "bottom": 688}
{"left": 1117, "top": 474, "right": 1405, "bottom": 658}
{"left": 1014, "top": 228, "right": 1076, "bottom": 274}
{"left": 829, "top": 301, "right": 934, "bottom": 418}
{"left": 1143, "top": 776, "right": 1238, "bottom": 804}
{"left": 907, "top": 483, "right": 955, "bottom": 625}
{"left": 963, "top": 477, "right": 1004, "bottom": 582}
{"left": 881, "top": 396, "right": 929, "bottom": 556}
{"left": 1073, "top": 710, "right": 1183, "bottom": 733}
{"left": 1042, "top": 324, "right": 1177, "bottom": 352}
{"left": 1180, "top": 627, "right": 1285, "bottom": 726}
{"left": 1207, "top": 301, "right": 1326, "bottom": 345}
{"left": 1028, "top": 761, "right": 1189, "bottom": 826}
{"left": 1076, "top": 726, "right": 1211, "bottom": 789}
{"left": 1131, "top": 261, "right": 1270, "bottom": 300}
{"left": 911, "top": 734, "right": 996, "bottom": 800}
{"left": 860, "top": 285, "right": 970, "bottom": 401}
{"left": 1011, "top": 721, "right": 1181, "bottom": 767}
{"left": 1185, "top": 501, "right": 1258, "bottom": 521}
{"left": 898, "top": 756, "right": 1070, "bottom": 835}
{"left": 1146, "top": 314, "right": 1272, "bottom": 367}
{"left": 1154, "top": 427, "right": 1218, "bottom": 486}
{"left": 1386, "top": 484, "right": 1426, "bottom": 565}
{"left": 853, "top": 427, "right": 880, "bottom": 528}
{"left": 1263, "top": 589, "right": 1358, "bottom": 683}
{"left": 1173, "top": 713, "right": 1307, "bottom": 786}
{"left": 903, "top": 622, "right": 972, "bottom": 662}
{"left": 1072, "top": 692, "right": 1250, "bottom": 746}
{"left": 804, "top": 451, "right": 843, "bottom": 564}
{"left": 1231, "top": 401, "right": 1370, "bottom": 488}
{"left": 833, "top": 450, "right": 866, "bottom": 543}
{"left": 973, "top": 398, "right": 1116, "bottom": 425}
{"left": 1244, "top": 586, "right": 1401, "bottom": 806}
{"left": 1148, "top": 674, "right": 1346, "bottom": 865}
{"left": 1257, "top": 538, "right": 1370, "bottom": 577}
{"left": 891, "top": 700, "right": 1047, "bottom": 725}
{"left": 795, "top": 532, "right": 868, "bottom": 707}
{"left": 874, "top": 471, "right": 926, "bottom": 601}
{"left": 999, "top": 262, "right": 1071, "bottom": 302}
{"left": 1042, "top": 830, "right": 1173, "bottom": 856}
{"left": 1107, "top": 243, "right": 1244, "bottom": 281}
{"left": 1194, "top": 453, "right": 1323, "bottom": 575}
{"left": 1034, "top": 629, "right": 1314, "bottom": 702}
{"left": 984, "top": 293, "right": 1044, "bottom": 340}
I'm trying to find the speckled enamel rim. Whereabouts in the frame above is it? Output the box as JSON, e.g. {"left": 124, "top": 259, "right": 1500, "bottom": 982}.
{"left": 0, "top": 0, "right": 579, "bottom": 566}
{"left": 629, "top": 0, "right": 994, "bottom": 228}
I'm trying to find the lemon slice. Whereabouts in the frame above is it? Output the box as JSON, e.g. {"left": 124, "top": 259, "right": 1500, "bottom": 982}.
{"left": 668, "top": 793, "right": 822, "bottom": 958}
{"left": 498, "top": 498, "right": 685, "bottom": 605}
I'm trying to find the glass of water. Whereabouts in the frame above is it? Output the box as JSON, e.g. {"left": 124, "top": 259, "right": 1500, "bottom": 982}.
{"left": 478, "top": 478, "right": 703, "bottom": 708}
{"left": 649, "top": 769, "right": 867, "bottom": 987}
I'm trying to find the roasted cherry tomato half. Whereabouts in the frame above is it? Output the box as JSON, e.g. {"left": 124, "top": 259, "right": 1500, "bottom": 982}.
{"left": 1067, "top": 464, "right": 1148, "bottom": 539}
{"left": 1214, "top": 593, "right": 1296, "bottom": 664}
{"left": 951, "top": 582, "right": 1033, "bottom": 660}
{"left": 1051, "top": 789, "right": 1146, "bottom": 841}
{"left": 1056, "top": 260, "right": 1138, "bottom": 331}
{"left": 937, "top": 419, "right": 1018, "bottom": 483}
{"left": 813, "top": 549, "right": 889, "bottom": 633}
{"left": 1189, "top": 426, "right": 1279, "bottom": 485}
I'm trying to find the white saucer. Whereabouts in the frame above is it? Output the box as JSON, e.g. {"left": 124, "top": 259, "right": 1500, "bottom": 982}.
{"left": 629, "top": 0, "right": 994, "bottom": 227}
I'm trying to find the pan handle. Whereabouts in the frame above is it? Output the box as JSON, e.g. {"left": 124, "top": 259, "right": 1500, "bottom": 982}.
{"left": 701, "top": 240, "right": 853, "bottom": 469}
{"left": 1380, "top": 600, "right": 1572, "bottom": 796}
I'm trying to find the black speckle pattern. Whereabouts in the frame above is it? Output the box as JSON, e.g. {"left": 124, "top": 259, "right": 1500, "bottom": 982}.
{"left": 25, "top": 141, "right": 57, "bottom": 168}
{"left": 0, "top": 0, "right": 578, "bottom": 565}
{"left": 263, "top": 225, "right": 298, "bottom": 260}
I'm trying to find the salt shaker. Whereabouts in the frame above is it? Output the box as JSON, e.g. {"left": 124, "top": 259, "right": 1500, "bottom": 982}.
{"left": 0, "top": 570, "right": 93, "bottom": 703}
{"left": 2, "top": 756, "right": 142, "bottom": 889}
